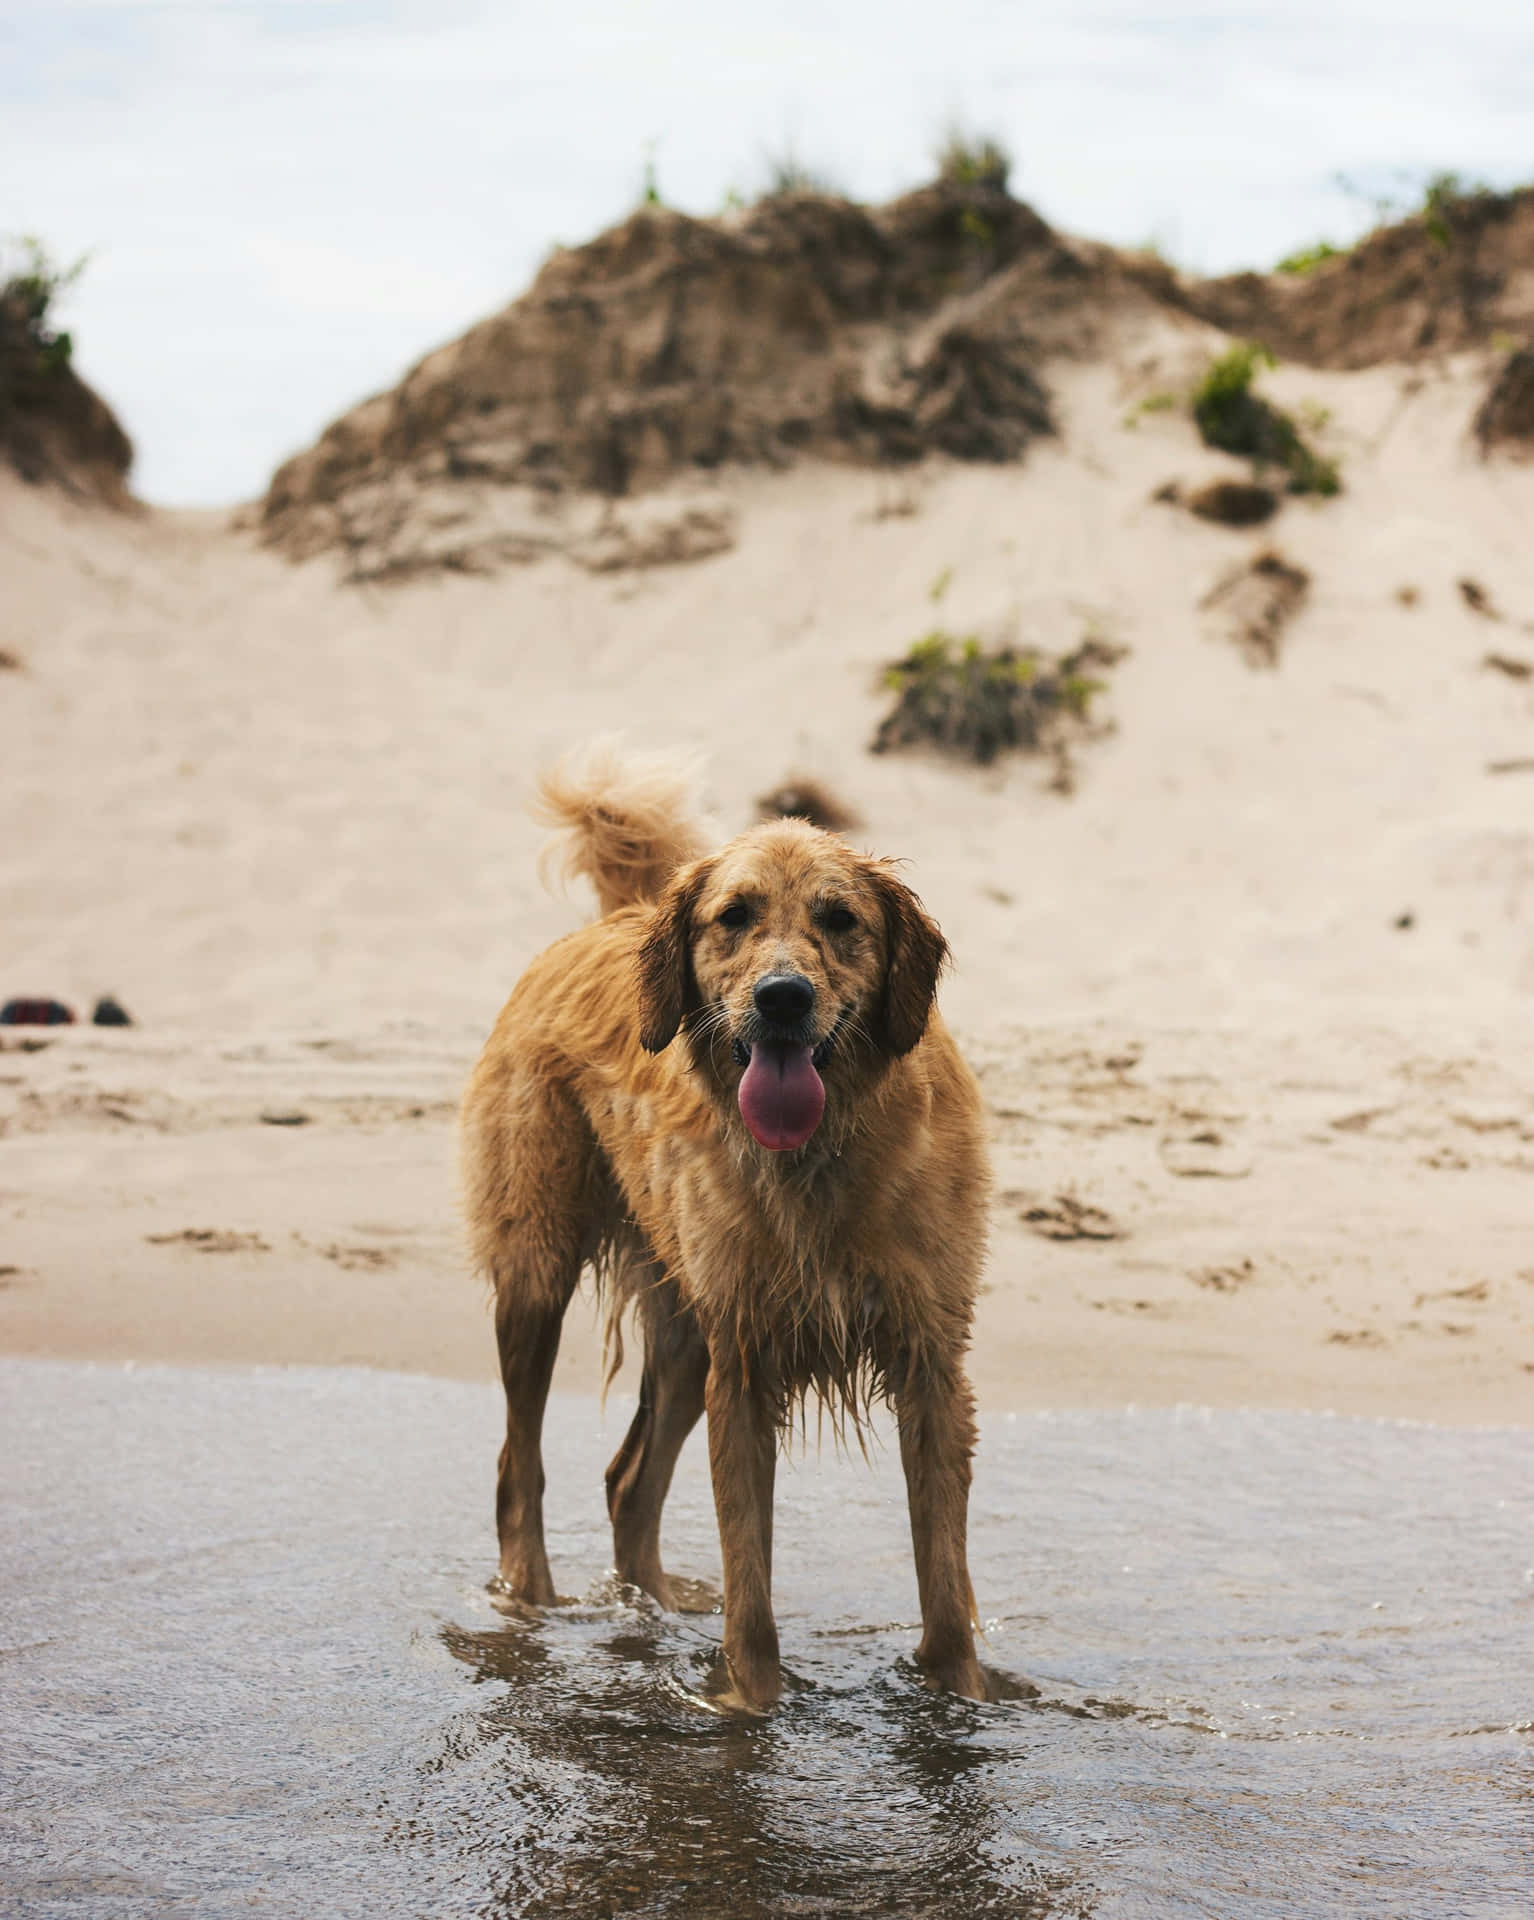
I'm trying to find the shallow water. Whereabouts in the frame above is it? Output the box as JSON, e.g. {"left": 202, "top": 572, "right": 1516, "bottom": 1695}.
{"left": 1, "top": 1361, "right": 1529, "bottom": 1918}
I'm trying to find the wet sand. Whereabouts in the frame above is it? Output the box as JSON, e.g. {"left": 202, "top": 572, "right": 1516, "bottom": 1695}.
{"left": 3, "top": 1018, "right": 1532, "bottom": 1422}
{"left": 2, "top": 1359, "right": 1530, "bottom": 1918}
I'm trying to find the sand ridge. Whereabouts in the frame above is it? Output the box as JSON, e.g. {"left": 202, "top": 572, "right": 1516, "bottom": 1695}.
{"left": 254, "top": 182, "right": 1534, "bottom": 582}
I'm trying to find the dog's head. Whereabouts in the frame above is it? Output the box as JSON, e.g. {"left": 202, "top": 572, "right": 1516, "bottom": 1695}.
{"left": 637, "top": 820, "right": 947, "bottom": 1151}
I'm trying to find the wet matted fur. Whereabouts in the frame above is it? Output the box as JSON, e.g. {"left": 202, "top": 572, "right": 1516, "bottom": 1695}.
{"left": 461, "top": 745, "right": 992, "bottom": 1710}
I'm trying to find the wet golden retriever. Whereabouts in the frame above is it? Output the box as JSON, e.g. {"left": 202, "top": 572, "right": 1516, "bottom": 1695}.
{"left": 461, "top": 748, "right": 991, "bottom": 1711}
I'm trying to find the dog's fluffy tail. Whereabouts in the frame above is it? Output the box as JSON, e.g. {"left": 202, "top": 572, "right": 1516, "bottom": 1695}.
{"left": 534, "top": 740, "right": 709, "bottom": 917}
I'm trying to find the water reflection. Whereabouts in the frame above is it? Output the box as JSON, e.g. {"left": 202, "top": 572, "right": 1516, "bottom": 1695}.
{"left": 437, "top": 1611, "right": 1071, "bottom": 1918}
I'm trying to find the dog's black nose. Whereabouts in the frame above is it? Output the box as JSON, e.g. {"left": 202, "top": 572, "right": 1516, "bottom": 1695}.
{"left": 753, "top": 972, "right": 815, "bottom": 1025}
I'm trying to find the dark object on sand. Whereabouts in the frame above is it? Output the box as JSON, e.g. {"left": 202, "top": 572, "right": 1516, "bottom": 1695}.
{"left": 756, "top": 776, "right": 860, "bottom": 834}
{"left": 1199, "top": 548, "right": 1311, "bottom": 668}
{"left": 1475, "top": 346, "right": 1534, "bottom": 455}
{"left": 1187, "top": 480, "right": 1279, "bottom": 527}
{"left": 1458, "top": 577, "right": 1500, "bottom": 618}
{"left": 92, "top": 995, "right": 133, "bottom": 1027}
{"left": 0, "top": 997, "right": 75, "bottom": 1026}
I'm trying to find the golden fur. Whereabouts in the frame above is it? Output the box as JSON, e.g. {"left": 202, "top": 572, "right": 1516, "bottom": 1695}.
{"left": 461, "top": 747, "right": 992, "bottom": 1709}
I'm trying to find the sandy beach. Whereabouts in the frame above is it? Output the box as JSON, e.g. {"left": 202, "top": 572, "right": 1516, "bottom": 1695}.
{"left": 4, "top": 314, "right": 1532, "bottom": 1422}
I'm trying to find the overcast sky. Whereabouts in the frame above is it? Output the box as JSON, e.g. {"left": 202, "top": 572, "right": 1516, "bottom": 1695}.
{"left": 4, "top": 1, "right": 1531, "bottom": 506}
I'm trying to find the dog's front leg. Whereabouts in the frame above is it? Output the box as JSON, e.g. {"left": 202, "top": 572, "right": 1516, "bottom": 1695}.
{"left": 896, "top": 1365, "right": 986, "bottom": 1700}
{"left": 703, "top": 1366, "right": 781, "bottom": 1713}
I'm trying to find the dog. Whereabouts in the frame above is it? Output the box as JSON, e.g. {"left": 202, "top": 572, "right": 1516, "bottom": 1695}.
{"left": 460, "top": 747, "right": 991, "bottom": 1711}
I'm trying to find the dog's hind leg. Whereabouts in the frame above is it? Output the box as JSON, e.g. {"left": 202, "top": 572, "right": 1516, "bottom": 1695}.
{"left": 463, "top": 1071, "right": 600, "bottom": 1607}
{"left": 491, "top": 1276, "right": 576, "bottom": 1607}
{"left": 604, "top": 1274, "right": 709, "bottom": 1609}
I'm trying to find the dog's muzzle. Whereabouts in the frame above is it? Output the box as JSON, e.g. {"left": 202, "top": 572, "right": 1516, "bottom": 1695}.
{"left": 733, "top": 973, "right": 829, "bottom": 1151}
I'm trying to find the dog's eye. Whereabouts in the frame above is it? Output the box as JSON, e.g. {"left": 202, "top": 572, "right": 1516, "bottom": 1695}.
{"left": 718, "top": 902, "right": 751, "bottom": 931}
{"left": 821, "top": 906, "right": 858, "bottom": 934}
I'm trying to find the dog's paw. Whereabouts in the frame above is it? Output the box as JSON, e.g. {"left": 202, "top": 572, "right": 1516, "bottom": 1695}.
{"left": 486, "top": 1575, "right": 576, "bottom": 1618}
{"left": 672, "top": 1649, "right": 782, "bottom": 1718}
{"left": 913, "top": 1654, "right": 990, "bottom": 1703}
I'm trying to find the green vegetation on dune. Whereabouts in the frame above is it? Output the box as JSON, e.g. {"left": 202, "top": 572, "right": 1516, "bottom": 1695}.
{"left": 872, "top": 629, "right": 1117, "bottom": 768}
{"left": 1274, "top": 240, "right": 1342, "bottom": 276}
{"left": 758, "top": 149, "right": 844, "bottom": 200}
{"left": 1271, "top": 169, "right": 1515, "bottom": 277}
{"left": 1192, "top": 342, "right": 1340, "bottom": 497}
{"left": 1, "top": 236, "right": 86, "bottom": 373}
{"left": 1419, "top": 170, "right": 1493, "bottom": 247}
{"left": 1, "top": 234, "right": 133, "bottom": 493}
{"left": 933, "top": 127, "right": 1013, "bottom": 195}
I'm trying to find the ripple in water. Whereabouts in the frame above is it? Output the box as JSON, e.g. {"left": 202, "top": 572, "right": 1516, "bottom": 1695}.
{"left": 0, "top": 1362, "right": 1529, "bottom": 1918}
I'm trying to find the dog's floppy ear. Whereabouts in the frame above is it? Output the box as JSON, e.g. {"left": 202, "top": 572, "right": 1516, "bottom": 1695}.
{"left": 636, "top": 859, "right": 711, "bottom": 1052}
{"left": 867, "top": 864, "right": 949, "bottom": 1058}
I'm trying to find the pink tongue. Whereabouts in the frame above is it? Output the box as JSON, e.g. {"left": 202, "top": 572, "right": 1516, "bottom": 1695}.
{"left": 737, "top": 1042, "right": 825, "bottom": 1150}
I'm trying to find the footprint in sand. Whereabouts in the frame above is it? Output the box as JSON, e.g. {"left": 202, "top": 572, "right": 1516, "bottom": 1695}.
{"left": 1089, "top": 1297, "right": 1176, "bottom": 1319}
{"left": 316, "top": 1243, "right": 397, "bottom": 1272}
{"left": 1329, "top": 1107, "right": 1392, "bottom": 1134}
{"left": 1190, "top": 1259, "right": 1257, "bottom": 1293}
{"left": 1017, "top": 1194, "right": 1123, "bottom": 1241}
{"left": 1159, "top": 1129, "right": 1252, "bottom": 1179}
{"left": 146, "top": 1229, "right": 271, "bottom": 1254}
{"left": 1413, "top": 1280, "right": 1490, "bottom": 1308}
